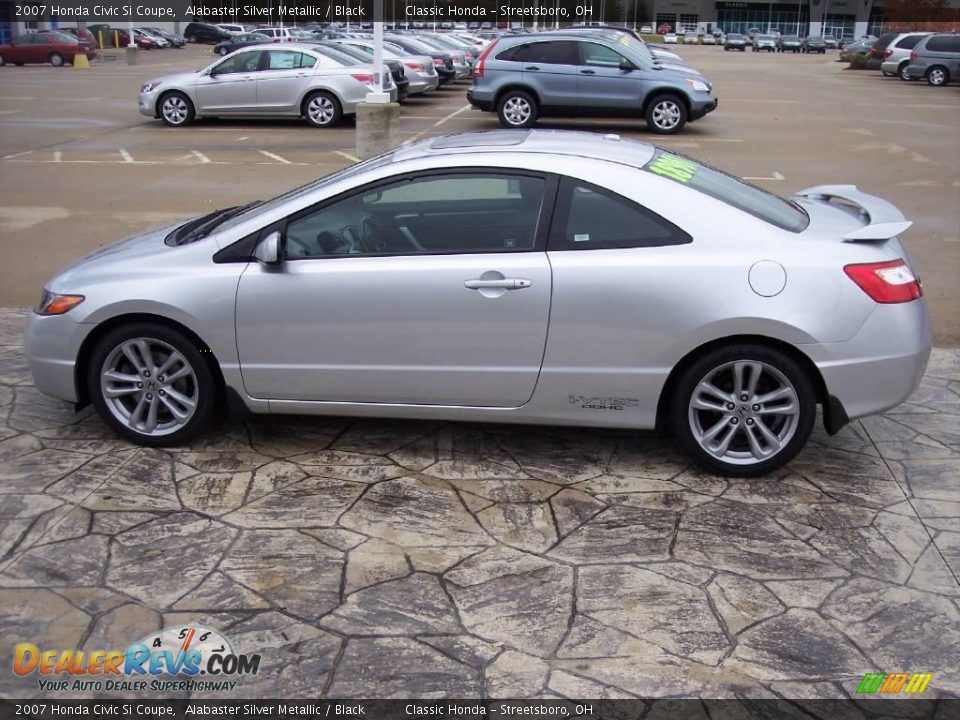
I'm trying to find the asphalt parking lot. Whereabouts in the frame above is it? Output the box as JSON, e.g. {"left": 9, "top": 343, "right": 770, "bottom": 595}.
{"left": 1, "top": 44, "right": 959, "bottom": 701}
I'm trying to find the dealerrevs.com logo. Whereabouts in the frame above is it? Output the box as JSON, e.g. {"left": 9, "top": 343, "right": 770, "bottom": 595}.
{"left": 856, "top": 672, "right": 934, "bottom": 695}
{"left": 14, "top": 626, "right": 260, "bottom": 693}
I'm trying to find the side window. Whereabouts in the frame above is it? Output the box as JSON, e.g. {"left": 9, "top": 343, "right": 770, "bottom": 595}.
{"left": 523, "top": 41, "right": 579, "bottom": 65}
{"left": 496, "top": 44, "right": 524, "bottom": 61}
{"left": 213, "top": 51, "right": 261, "bottom": 74}
{"left": 548, "top": 178, "right": 691, "bottom": 251}
{"left": 265, "top": 51, "right": 309, "bottom": 70}
{"left": 925, "top": 36, "right": 953, "bottom": 52}
{"left": 284, "top": 173, "right": 546, "bottom": 259}
{"left": 898, "top": 35, "right": 924, "bottom": 50}
{"left": 581, "top": 42, "right": 626, "bottom": 67}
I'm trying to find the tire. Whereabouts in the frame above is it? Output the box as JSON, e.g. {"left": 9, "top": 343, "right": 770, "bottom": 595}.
{"left": 898, "top": 62, "right": 913, "bottom": 81}
{"left": 496, "top": 89, "right": 538, "bottom": 129}
{"left": 87, "top": 323, "right": 219, "bottom": 447}
{"left": 303, "top": 90, "right": 342, "bottom": 128}
{"left": 927, "top": 66, "right": 949, "bottom": 86}
{"left": 217, "top": 46, "right": 229, "bottom": 56}
{"left": 670, "top": 344, "right": 816, "bottom": 477}
{"left": 49, "top": 53, "right": 64, "bottom": 67}
{"left": 645, "top": 93, "right": 687, "bottom": 134}
{"left": 158, "top": 91, "right": 195, "bottom": 127}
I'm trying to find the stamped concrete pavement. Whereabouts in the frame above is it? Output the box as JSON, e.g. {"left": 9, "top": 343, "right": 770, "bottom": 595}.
{"left": 0, "top": 307, "right": 957, "bottom": 701}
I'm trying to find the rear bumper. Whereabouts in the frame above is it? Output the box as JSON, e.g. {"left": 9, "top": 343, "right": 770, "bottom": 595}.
{"left": 466, "top": 87, "right": 493, "bottom": 111}
{"left": 881, "top": 59, "right": 904, "bottom": 74}
{"left": 801, "top": 299, "right": 932, "bottom": 422}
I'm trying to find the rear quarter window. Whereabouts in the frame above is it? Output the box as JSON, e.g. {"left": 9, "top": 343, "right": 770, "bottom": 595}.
{"left": 925, "top": 35, "right": 958, "bottom": 53}
{"left": 643, "top": 150, "right": 809, "bottom": 233}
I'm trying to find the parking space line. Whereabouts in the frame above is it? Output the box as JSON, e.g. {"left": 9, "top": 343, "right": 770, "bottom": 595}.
{"left": 53, "top": 151, "right": 61, "bottom": 162}
{"left": 0, "top": 110, "right": 23, "bottom": 115}
{"left": 119, "top": 149, "right": 134, "bottom": 163}
{"left": 403, "top": 104, "right": 473, "bottom": 145}
{"left": 191, "top": 151, "right": 211, "bottom": 164}
{"left": 1, "top": 150, "right": 33, "bottom": 159}
{"left": 701, "top": 138, "right": 744, "bottom": 143}
{"left": 334, "top": 150, "right": 359, "bottom": 163}
{"left": 258, "top": 150, "right": 292, "bottom": 164}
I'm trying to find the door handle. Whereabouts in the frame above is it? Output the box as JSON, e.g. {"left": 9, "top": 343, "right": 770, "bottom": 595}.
{"left": 524, "top": 65, "right": 540, "bottom": 71}
{"left": 580, "top": 69, "right": 596, "bottom": 74}
{"left": 465, "top": 278, "right": 532, "bottom": 290}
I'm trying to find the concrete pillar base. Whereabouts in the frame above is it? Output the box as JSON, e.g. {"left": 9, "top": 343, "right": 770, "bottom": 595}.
{"left": 355, "top": 102, "right": 400, "bottom": 161}
{"left": 125, "top": 47, "right": 140, "bottom": 66}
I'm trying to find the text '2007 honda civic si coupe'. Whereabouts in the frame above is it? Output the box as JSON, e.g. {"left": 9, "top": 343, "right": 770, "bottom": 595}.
{"left": 25, "top": 130, "right": 931, "bottom": 476}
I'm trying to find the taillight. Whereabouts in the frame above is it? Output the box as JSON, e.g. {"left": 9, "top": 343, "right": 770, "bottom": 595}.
{"left": 844, "top": 260, "right": 922, "bottom": 304}
{"left": 474, "top": 38, "right": 498, "bottom": 79}
{"left": 883, "top": 49, "right": 893, "bottom": 58}
{"left": 910, "top": 51, "right": 917, "bottom": 61}
{"left": 351, "top": 73, "right": 374, "bottom": 84}
{"left": 433, "top": 57, "right": 444, "bottom": 67}
{"left": 404, "top": 61, "right": 423, "bottom": 70}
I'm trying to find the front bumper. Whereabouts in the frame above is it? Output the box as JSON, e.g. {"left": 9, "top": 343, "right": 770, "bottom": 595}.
{"left": 138, "top": 89, "right": 160, "bottom": 118}
{"left": 803, "top": 299, "right": 932, "bottom": 422}
{"left": 689, "top": 95, "right": 717, "bottom": 121}
{"left": 25, "top": 312, "right": 94, "bottom": 405}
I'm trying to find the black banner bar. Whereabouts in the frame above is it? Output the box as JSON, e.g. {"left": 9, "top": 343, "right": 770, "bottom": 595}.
{"left": 0, "top": 699, "right": 956, "bottom": 720}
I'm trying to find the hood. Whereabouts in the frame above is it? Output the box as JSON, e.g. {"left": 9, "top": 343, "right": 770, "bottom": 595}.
{"left": 49, "top": 218, "right": 194, "bottom": 292}
{"left": 145, "top": 69, "right": 206, "bottom": 89}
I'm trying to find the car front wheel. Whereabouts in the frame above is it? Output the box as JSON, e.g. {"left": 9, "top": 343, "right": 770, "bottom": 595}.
{"left": 49, "top": 52, "right": 64, "bottom": 67}
{"left": 87, "top": 323, "right": 219, "bottom": 446}
{"left": 670, "top": 344, "right": 816, "bottom": 476}
{"left": 497, "top": 90, "right": 538, "bottom": 128}
{"left": 158, "top": 91, "right": 195, "bottom": 127}
{"left": 217, "top": 46, "right": 229, "bottom": 55}
{"left": 645, "top": 94, "right": 687, "bottom": 134}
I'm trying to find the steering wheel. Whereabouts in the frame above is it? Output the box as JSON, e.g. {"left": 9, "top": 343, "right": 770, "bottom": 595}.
{"left": 360, "top": 215, "right": 387, "bottom": 254}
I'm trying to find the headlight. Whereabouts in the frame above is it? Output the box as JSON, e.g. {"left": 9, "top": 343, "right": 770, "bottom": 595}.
{"left": 141, "top": 81, "right": 162, "bottom": 93}
{"left": 685, "top": 79, "right": 710, "bottom": 92}
{"left": 35, "top": 290, "right": 85, "bottom": 316}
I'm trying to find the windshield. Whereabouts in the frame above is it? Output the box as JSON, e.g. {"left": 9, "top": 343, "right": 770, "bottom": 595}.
{"left": 643, "top": 149, "right": 809, "bottom": 232}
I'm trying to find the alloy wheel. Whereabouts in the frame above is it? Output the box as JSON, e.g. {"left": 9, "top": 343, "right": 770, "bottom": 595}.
{"left": 688, "top": 360, "right": 800, "bottom": 466}
{"left": 100, "top": 337, "right": 199, "bottom": 437}
{"left": 502, "top": 96, "right": 531, "bottom": 126}
{"left": 308, "top": 95, "right": 335, "bottom": 125}
{"left": 928, "top": 68, "right": 946, "bottom": 85}
{"left": 161, "top": 96, "right": 189, "bottom": 125}
{"left": 651, "top": 100, "right": 681, "bottom": 131}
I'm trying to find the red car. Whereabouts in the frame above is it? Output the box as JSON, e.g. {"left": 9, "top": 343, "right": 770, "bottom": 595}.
{"left": 0, "top": 31, "right": 98, "bottom": 66}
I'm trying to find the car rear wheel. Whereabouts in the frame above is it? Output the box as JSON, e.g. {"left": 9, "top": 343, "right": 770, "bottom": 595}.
{"left": 87, "top": 323, "right": 218, "bottom": 447}
{"left": 927, "top": 66, "right": 949, "bottom": 86}
{"left": 158, "top": 91, "right": 195, "bottom": 127}
{"left": 645, "top": 94, "right": 687, "bottom": 134}
{"left": 49, "top": 53, "right": 64, "bottom": 67}
{"left": 670, "top": 344, "right": 816, "bottom": 477}
{"left": 303, "top": 90, "right": 342, "bottom": 128}
{"left": 497, "top": 90, "right": 538, "bottom": 129}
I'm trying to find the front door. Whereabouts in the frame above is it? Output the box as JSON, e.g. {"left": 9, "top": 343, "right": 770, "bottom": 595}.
{"left": 576, "top": 41, "right": 644, "bottom": 110}
{"left": 195, "top": 50, "right": 262, "bottom": 113}
{"left": 235, "top": 171, "right": 553, "bottom": 407}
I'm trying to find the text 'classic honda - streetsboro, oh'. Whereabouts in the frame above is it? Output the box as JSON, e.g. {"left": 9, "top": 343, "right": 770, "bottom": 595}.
{"left": 26, "top": 131, "right": 931, "bottom": 476}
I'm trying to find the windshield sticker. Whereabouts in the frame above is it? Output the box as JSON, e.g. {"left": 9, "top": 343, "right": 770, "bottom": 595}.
{"left": 647, "top": 153, "right": 699, "bottom": 184}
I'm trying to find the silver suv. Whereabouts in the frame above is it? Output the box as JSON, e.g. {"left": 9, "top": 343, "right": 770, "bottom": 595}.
{"left": 906, "top": 32, "right": 959, "bottom": 85}
{"left": 467, "top": 35, "right": 717, "bottom": 134}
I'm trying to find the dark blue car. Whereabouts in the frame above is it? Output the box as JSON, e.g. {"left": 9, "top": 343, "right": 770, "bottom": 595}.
{"left": 214, "top": 32, "right": 270, "bottom": 56}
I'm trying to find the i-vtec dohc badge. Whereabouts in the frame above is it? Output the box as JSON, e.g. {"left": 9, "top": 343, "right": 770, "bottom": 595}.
{"left": 569, "top": 394, "right": 640, "bottom": 411}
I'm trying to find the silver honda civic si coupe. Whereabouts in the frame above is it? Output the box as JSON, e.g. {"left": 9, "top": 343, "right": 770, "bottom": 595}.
{"left": 25, "top": 130, "right": 931, "bottom": 476}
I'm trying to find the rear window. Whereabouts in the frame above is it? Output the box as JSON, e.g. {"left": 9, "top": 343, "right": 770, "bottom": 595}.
{"left": 896, "top": 35, "right": 926, "bottom": 50}
{"left": 642, "top": 150, "right": 809, "bottom": 232}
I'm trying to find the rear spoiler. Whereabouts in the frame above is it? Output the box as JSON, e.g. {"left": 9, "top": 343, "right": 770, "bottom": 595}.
{"left": 795, "top": 184, "right": 912, "bottom": 241}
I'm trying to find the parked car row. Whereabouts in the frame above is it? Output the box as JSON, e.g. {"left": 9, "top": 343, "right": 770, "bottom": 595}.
{"left": 868, "top": 30, "right": 958, "bottom": 85}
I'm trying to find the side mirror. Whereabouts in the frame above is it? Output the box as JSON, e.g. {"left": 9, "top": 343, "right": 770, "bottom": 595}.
{"left": 254, "top": 231, "right": 282, "bottom": 265}
{"left": 619, "top": 57, "right": 636, "bottom": 71}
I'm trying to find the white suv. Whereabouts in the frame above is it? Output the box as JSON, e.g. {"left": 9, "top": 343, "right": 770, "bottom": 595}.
{"left": 254, "top": 27, "right": 296, "bottom": 42}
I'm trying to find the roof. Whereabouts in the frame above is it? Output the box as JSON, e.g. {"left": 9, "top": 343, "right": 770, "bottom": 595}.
{"left": 392, "top": 129, "right": 656, "bottom": 167}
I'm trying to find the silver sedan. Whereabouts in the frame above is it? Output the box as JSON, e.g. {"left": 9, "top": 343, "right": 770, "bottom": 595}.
{"left": 25, "top": 131, "right": 931, "bottom": 476}
{"left": 138, "top": 43, "right": 396, "bottom": 128}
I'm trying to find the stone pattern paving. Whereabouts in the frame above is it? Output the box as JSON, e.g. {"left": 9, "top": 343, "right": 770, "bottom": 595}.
{"left": 0, "top": 307, "right": 957, "bottom": 701}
